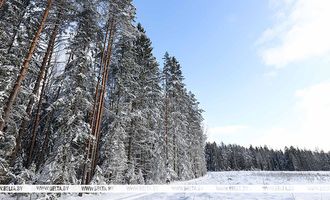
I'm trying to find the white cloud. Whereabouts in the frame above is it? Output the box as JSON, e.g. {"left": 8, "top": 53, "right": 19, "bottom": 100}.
{"left": 258, "top": 0, "right": 330, "bottom": 68}
{"left": 254, "top": 81, "right": 330, "bottom": 151}
{"left": 206, "top": 82, "right": 330, "bottom": 151}
{"left": 294, "top": 82, "right": 330, "bottom": 150}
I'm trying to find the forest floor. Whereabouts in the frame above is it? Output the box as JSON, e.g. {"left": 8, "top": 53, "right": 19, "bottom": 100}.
{"left": 1, "top": 171, "right": 330, "bottom": 200}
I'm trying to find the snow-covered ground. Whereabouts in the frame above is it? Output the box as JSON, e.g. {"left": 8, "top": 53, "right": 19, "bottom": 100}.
{"left": 64, "top": 171, "right": 330, "bottom": 200}
{"left": 180, "top": 171, "right": 330, "bottom": 185}
{"left": 1, "top": 171, "right": 330, "bottom": 200}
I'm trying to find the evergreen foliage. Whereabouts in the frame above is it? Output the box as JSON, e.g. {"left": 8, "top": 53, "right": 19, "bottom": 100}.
{"left": 0, "top": 0, "right": 206, "bottom": 185}
{"left": 205, "top": 142, "right": 330, "bottom": 171}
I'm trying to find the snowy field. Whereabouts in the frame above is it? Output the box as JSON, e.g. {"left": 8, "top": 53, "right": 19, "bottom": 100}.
{"left": 1, "top": 171, "right": 330, "bottom": 200}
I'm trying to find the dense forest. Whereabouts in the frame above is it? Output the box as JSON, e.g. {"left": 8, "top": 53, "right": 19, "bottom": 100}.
{"left": 0, "top": 0, "right": 207, "bottom": 185}
{"left": 205, "top": 142, "right": 330, "bottom": 171}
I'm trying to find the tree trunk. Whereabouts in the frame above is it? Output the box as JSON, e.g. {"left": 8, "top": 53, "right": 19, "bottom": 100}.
{"left": 39, "top": 79, "right": 60, "bottom": 164}
{"left": 33, "top": 46, "right": 53, "bottom": 168}
{"left": 0, "top": 0, "right": 5, "bottom": 8}
{"left": 83, "top": 17, "right": 115, "bottom": 184}
{"left": 0, "top": 0, "right": 53, "bottom": 134}
{"left": 39, "top": 53, "right": 72, "bottom": 165}
{"left": 173, "top": 134, "right": 176, "bottom": 173}
{"left": 165, "top": 84, "right": 169, "bottom": 170}
{"left": 26, "top": 9, "right": 62, "bottom": 167}
{"left": 12, "top": 7, "right": 61, "bottom": 166}
{"left": 127, "top": 116, "right": 134, "bottom": 168}
{"left": 90, "top": 19, "right": 116, "bottom": 179}
{"left": 82, "top": 22, "right": 110, "bottom": 185}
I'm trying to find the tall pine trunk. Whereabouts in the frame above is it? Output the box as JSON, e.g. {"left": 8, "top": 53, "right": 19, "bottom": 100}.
{"left": 83, "top": 17, "right": 116, "bottom": 184}
{"left": 26, "top": 9, "right": 62, "bottom": 167}
{"left": 164, "top": 83, "right": 169, "bottom": 175}
{"left": 82, "top": 23, "right": 109, "bottom": 185}
{"left": 12, "top": 9, "right": 61, "bottom": 166}
{"left": 91, "top": 20, "right": 116, "bottom": 175}
{"left": 0, "top": 0, "right": 53, "bottom": 134}
{"left": 39, "top": 52, "right": 72, "bottom": 164}
{"left": 90, "top": 19, "right": 116, "bottom": 182}
{"left": 0, "top": 0, "right": 5, "bottom": 8}
{"left": 33, "top": 45, "right": 53, "bottom": 167}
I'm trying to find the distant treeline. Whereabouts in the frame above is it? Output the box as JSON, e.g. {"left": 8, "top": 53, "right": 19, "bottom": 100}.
{"left": 205, "top": 142, "right": 330, "bottom": 171}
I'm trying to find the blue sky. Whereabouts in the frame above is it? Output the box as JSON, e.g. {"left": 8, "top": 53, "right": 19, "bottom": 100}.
{"left": 134, "top": 0, "right": 330, "bottom": 151}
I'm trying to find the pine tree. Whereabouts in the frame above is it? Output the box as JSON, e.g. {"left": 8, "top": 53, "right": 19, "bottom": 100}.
{"left": 0, "top": 0, "right": 53, "bottom": 133}
{"left": 99, "top": 33, "right": 137, "bottom": 184}
{"left": 0, "top": 0, "right": 208, "bottom": 186}
{"left": 205, "top": 142, "right": 330, "bottom": 171}
{"left": 15, "top": 2, "right": 65, "bottom": 167}
{"left": 0, "top": 0, "right": 53, "bottom": 184}
{"left": 84, "top": 0, "right": 136, "bottom": 184}
{"left": 39, "top": 0, "right": 100, "bottom": 184}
